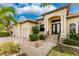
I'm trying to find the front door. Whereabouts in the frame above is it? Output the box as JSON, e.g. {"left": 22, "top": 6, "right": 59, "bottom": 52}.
{"left": 52, "top": 23, "right": 60, "bottom": 34}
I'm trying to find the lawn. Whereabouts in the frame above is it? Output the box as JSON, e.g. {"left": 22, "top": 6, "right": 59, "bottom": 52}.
{"left": 48, "top": 45, "right": 79, "bottom": 56}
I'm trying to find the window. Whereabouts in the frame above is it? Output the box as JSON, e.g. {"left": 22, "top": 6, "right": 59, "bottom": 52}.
{"left": 40, "top": 24, "right": 44, "bottom": 31}
{"left": 69, "top": 23, "right": 76, "bottom": 33}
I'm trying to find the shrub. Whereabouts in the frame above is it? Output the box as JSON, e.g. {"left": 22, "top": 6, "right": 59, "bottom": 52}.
{"left": 39, "top": 34, "right": 45, "bottom": 40}
{"left": 29, "top": 34, "right": 38, "bottom": 41}
{"left": 63, "top": 32, "right": 79, "bottom": 47}
{"left": 63, "top": 39, "right": 79, "bottom": 46}
{"left": 32, "top": 26, "right": 39, "bottom": 34}
{"left": 69, "top": 33, "right": 79, "bottom": 41}
{"left": 0, "top": 32, "right": 10, "bottom": 37}
{"left": 0, "top": 42, "right": 20, "bottom": 56}
{"left": 29, "top": 26, "right": 39, "bottom": 41}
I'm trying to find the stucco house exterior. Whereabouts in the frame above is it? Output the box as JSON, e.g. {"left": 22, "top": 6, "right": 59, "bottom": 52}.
{"left": 12, "top": 20, "right": 38, "bottom": 39}
{"left": 12, "top": 4, "right": 79, "bottom": 40}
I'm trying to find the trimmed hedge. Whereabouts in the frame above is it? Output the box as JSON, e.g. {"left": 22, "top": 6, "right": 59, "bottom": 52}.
{"left": 64, "top": 39, "right": 79, "bottom": 46}
{"left": 29, "top": 34, "right": 38, "bottom": 41}
{"left": 69, "top": 33, "right": 79, "bottom": 41}
{"left": 29, "top": 26, "right": 39, "bottom": 41}
{"left": 32, "top": 26, "right": 40, "bottom": 34}
{"left": 39, "top": 34, "right": 46, "bottom": 40}
{"left": 0, "top": 32, "right": 10, "bottom": 37}
{"left": 63, "top": 33, "right": 79, "bottom": 47}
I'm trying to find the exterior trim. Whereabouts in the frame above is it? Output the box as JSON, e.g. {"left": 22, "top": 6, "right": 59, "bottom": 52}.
{"left": 35, "top": 14, "right": 79, "bottom": 21}
{"left": 67, "top": 14, "right": 79, "bottom": 19}
{"left": 36, "top": 18, "right": 44, "bottom": 21}
{"left": 20, "top": 20, "right": 38, "bottom": 24}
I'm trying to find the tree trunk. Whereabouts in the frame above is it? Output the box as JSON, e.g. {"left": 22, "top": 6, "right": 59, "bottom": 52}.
{"left": 7, "top": 26, "right": 11, "bottom": 36}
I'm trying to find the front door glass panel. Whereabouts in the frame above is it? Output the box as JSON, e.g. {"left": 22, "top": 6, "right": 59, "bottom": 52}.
{"left": 52, "top": 23, "right": 60, "bottom": 34}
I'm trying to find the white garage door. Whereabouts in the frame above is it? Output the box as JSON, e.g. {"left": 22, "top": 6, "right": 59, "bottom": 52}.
{"left": 13, "top": 28, "right": 20, "bottom": 38}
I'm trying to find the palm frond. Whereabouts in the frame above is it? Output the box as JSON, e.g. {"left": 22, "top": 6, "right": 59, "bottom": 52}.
{"left": 7, "top": 15, "right": 18, "bottom": 25}
{"left": 1, "top": 6, "right": 16, "bottom": 16}
{"left": 0, "top": 6, "right": 17, "bottom": 27}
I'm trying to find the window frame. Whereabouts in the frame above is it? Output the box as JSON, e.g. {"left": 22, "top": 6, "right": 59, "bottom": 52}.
{"left": 40, "top": 24, "right": 44, "bottom": 31}
{"left": 69, "top": 23, "right": 76, "bottom": 33}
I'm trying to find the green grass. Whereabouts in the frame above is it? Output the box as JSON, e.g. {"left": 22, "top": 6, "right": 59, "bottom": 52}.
{"left": 48, "top": 45, "right": 79, "bottom": 56}
{"left": 0, "top": 42, "right": 20, "bottom": 56}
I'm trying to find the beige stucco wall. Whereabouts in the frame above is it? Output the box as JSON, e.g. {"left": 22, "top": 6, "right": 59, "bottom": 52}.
{"left": 12, "top": 24, "right": 21, "bottom": 37}
{"left": 67, "top": 17, "right": 79, "bottom": 34}
{"left": 36, "top": 18, "right": 61, "bottom": 35}
{"left": 36, "top": 20, "right": 45, "bottom": 34}
{"left": 26, "top": 22, "right": 38, "bottom": 39}
{"left": 12, "top": 22, "right": 38, "bottom": 40}
{"left": 45, "top": 16, "right": 79, "bottom": 35}
{"left": 47, "top": 17, "right": 79, "bottom": 36}
{"left": 37, "top": 20, "right": 44, "bottom": 25}
{"left": 44, "top": 8, "right": 68, "bottom": 38}
{"left": 36, "top": 9, "right": 67, "bottom": 35}
{"left": 20, "top": 22, "right": 29, "bottom": 39}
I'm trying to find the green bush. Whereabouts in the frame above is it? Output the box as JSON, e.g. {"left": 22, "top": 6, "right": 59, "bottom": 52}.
{"left": 0, "top": 32, "right": 10, "bottom": 37}
{"left": 63, "top": 32, "right": 79, "bottom": 47}
{"left": 0, "top": 42, "right": 20, "bottom": 56}
{"left": 39, "top": 34, "right": 45, "bottom": 40}
{"left": 64, "top": 39, "right": 79, "bottom": 46}
{"left": 69, "top": 33, "right": 79, "bottom": 41}
{"left": 29, "top": 26, "right": 39, "bottom": 41}
{"left": 32, "top": 26, "right": 39, "bottom": 34}
{"left": 29, "top": 34, "right": 38, "bottom": 41}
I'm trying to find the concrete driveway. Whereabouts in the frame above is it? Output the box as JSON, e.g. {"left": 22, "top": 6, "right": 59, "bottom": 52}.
{"left": 0, "top": 36, "right": 57, "bottom": 56}
{"left": 0, "top": 37, "right": 25, "bottom": 43}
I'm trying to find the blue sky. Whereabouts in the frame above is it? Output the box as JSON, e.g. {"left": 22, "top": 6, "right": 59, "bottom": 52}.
{"left": 0, "top": 3, "right": 79, "bottom": 21}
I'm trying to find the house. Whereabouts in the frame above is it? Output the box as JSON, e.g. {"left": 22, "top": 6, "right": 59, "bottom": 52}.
{"left": 12, "top": 4, "right": 79, "bottom": 40}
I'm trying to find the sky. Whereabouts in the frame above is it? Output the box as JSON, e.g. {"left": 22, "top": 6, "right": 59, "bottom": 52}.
{"left": 0, "top": 3, "right": 79, "bottom": 21}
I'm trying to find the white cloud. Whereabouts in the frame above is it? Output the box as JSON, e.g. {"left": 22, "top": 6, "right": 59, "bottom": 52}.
{"left": 31, "top": 3, "right": 41, "bottom": 6}
{"left": 0, "top": 3, "right": 57, "bottom": 15}
{"left": 16, "top": 4, "right": 57, "bottom": 15}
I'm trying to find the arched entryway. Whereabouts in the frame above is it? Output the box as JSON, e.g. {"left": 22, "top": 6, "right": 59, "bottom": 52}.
{"left": 44, "top": 8, "right": 68, "bottom": 39}
{"left": 48, "top": 16, "right": 61, "bottom": 34}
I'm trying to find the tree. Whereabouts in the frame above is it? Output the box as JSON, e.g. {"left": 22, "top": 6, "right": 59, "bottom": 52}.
{"left": 0, "top": 6, "right": 17, "bottom": 34}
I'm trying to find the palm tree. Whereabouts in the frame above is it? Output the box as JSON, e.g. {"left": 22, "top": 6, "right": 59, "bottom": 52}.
{"left": 0, "top": 6, "right": 17, "bottom": 34}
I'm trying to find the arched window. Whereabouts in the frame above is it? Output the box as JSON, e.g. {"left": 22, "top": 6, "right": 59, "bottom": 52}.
{"left": 69, "top": 23, "right": 76, "bottom": 33}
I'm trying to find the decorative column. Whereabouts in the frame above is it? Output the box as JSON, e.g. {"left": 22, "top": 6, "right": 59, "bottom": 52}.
{"left": 76, "top": 20, "right": 78, "bottom": 33}
{"left": 44, "top": 17, "right": 48, "bottom": 34}
{"left": 60, "top": 9, "right": 67, "bottom": 38}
